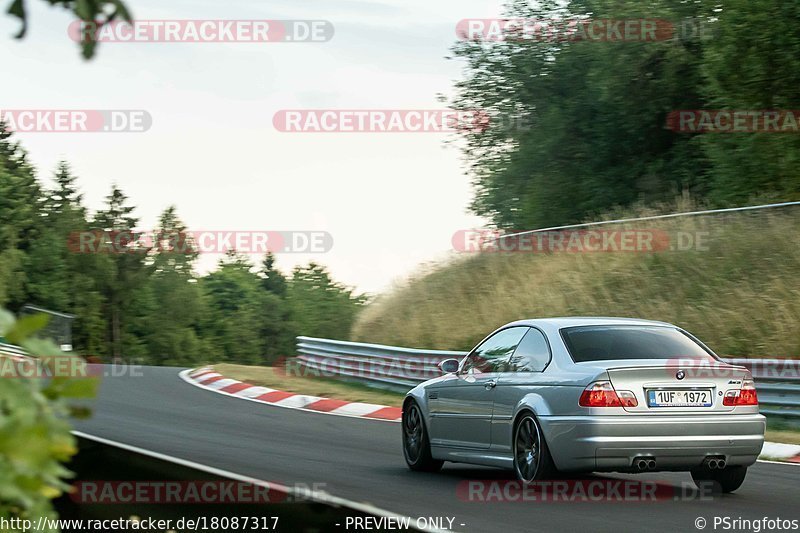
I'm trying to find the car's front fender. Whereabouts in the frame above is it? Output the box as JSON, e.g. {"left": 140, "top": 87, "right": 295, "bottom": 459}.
{"left": 404, "top": 383, "right": 430, "bottom": 418}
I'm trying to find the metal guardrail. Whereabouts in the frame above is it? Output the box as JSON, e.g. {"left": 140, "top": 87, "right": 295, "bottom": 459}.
{"left": 295, "top": 336, "right": 464, "bottom": 390}
{"left": 726, "top": 358, "right": 800, "bottom": 418}
{"left": 0, "top": 341, "right": 30, "bottom": 360}
{"left": 491, "top": 200, "right": 800, "bottom": 244}
{"left": 295, "top": 337, "right": 800, "bottom": 417}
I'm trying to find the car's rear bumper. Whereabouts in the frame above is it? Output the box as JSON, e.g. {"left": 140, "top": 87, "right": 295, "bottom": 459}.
{"left": 539, "top": 413, "right": 766, "bottom": 472}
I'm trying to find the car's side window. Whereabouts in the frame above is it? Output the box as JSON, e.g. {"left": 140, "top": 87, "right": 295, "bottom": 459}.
{"left": 509, "top": 328, "right": 551, "bottom": 372}
{"left": 462, "top": 327, "right": 528, "bottom": 375}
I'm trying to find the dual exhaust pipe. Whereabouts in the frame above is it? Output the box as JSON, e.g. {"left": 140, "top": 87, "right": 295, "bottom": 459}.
{"left": 633, "top": 456, "right": 727, "bottom": 471}
{"left": 634, "top": 458, "right": 657, "bottom": 471}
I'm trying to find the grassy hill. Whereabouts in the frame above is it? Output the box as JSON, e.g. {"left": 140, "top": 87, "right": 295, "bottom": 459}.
{"left": 352, "top": 201, "right": 800, "bottom": 357}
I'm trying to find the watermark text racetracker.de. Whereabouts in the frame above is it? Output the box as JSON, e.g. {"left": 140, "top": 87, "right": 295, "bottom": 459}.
{"left": 452, "top": 229, "right": 710, "bottom": 253}
{"left": 459, "top": 479, "right": 715, "bottom": 503}
{"left": 278, "top": 355, "right": 445, "bottom": 382}
{"left": 456, "top": 17, "right": 713, "bottom": 42}
{"left": 273, "top": 109, "right": 531, "bottom": 133}
{"left": 69, "top": 19, "right": 334, "bottom": 43}
{"left": 667, "top": 358, "right": 800, "bottom": 380}
{"left": 667, "top": 110, "right": 800, "bottom": 133}
{"left": 0, "top": 110, "right": 151, "bottom": 133}
{"left": 71, "top": 480, "right": 327, "bottom": 504}
{"left": 0, "top": 355, "right": 144, "bottom": 379}
{"left": 67, "top": 230, "right": 333, "bottom": 254}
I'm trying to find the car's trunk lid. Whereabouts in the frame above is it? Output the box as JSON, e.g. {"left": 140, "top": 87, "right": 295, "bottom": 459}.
{"left": 601, "top": 359, "right": 749, "bottom": 413}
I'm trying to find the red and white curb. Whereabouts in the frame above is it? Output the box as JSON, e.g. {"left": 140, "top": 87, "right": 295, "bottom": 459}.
{"left": 761, "top": 441, "right": 800, "bottom": 463}
{"left": 180, "top": 367, "right": 402, "bottom": 422}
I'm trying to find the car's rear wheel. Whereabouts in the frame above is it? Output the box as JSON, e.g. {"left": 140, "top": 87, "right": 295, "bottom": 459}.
{"left": 691, "top": 465, "right": 748, "bottom": 493}
{"left": 402, "top": 401, "right": 443, "bottom": 472}
{"left": 513, "top": 413, "right": 555, "bottom": 483}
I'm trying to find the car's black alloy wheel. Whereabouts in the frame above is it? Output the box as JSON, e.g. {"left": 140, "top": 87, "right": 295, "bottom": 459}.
{"left": 402, "top": 401, "right": 443, "bottom": 472}
{"left": 513, "top": 412, "right": 557, "bottom": 482}
{"left": 514, "top": 415, "right": 542, "bottom": 482}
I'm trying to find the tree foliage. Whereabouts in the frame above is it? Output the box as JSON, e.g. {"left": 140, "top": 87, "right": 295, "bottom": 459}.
{"left": 6, "top": 0, "right": 132, "bottom": 58}
{"left": 0, "top": 309, "right": 97, "bottom": 532}
{"left": 0, "top": 129, "right": 365, "bottom": 366}
{"left": 452, "top": 0, "right": 800, "bottom": 229}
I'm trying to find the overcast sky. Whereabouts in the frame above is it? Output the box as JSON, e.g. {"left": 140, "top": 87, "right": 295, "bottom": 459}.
{"left": 1, "top": 0, "right": 508, "bottom": 294}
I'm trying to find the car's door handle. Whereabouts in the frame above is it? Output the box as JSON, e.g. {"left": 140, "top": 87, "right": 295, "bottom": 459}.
{"left": 485, "top": 380, "right": 497, "bottom": 390}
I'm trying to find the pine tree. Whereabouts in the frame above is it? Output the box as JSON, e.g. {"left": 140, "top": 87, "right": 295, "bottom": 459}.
{"left": 93, "top": 185, "right": 150, "bottom": 360}
{"left": 260, "top": 252, "right": 287, "bottom": 297}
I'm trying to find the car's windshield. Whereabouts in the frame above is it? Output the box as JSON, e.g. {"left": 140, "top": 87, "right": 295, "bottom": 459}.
{"left": 561, "top": 325, "right": 714, "bottom": 363}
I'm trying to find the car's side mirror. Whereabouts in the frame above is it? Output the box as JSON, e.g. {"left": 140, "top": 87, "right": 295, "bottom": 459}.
{"left": 438, "top": 358, "right": 460, "bottom": 375}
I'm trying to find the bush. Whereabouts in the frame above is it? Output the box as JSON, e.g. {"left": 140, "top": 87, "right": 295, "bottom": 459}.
{"left": 0, "top": 310, "right": 97, "bottom": 531}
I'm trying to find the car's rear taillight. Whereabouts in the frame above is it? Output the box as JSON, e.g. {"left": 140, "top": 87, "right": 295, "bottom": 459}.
{"left": 617, "top": 390, "right": 638, "bottom": 407}
{"left": 579, "top": 381, "right": 637, "bottom": 408}
{"left": 723, "top": 378, "right": 758, "bottom": 406}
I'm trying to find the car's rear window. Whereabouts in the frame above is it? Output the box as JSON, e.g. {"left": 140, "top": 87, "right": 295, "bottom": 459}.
{"left": 560, "top": 325, "right": 714, "bottom": 363}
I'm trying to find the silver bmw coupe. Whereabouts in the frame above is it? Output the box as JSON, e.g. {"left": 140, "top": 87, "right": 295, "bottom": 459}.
{"left": 402, "top": 318, "right": 766, "bottom": 493}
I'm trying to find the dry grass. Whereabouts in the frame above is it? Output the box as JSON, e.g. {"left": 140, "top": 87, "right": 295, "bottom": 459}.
{"left": 765, "top": 429, "right": 800, "bottom": 446}
{"left": 352, "top": 200, "right": 800, "bottom": 356}
{"left": 213, "top": 363, "right": 403, "bottom": 407}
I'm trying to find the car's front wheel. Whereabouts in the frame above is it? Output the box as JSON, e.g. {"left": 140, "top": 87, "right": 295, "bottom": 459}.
{"left": 402, "top": 401, "right": 443, "bottom": 472}
{"left": 513, "top": 412, "right": 555, "bottom": 483}
{"left": 691, "top": 465, "right": 748, "bottom": 493}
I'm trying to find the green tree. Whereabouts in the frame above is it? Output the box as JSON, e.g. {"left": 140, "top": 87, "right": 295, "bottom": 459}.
{"left": 0, "top": 128, "right": 366, "bottom": 366}
{"left": 452, "top": 0, "right": 710, "bottom": 228}
{"left": 260, "top": 252, "right": 287, "bottom": 297}
{"left": 201, "top": 252, "right": 267, "bottom": 364}
{"left": 0, "top": 126, "right": 43, "bottom": 308}
{"left": 257, "top": 252, "right": 291, "bottom": 361}
{"left": 287, "top": 262, "right": 365, "bottom": 341}
{"left": 93, "top": 185, "right": 151, "bottom": 359}
{"left": 37, "top": 163, "right": 107, "bottom": 354}
{"left": 699, "top": 0, "right": 800, "bottom": 204}
{"left": 26, "top": 164, "right": 87, "bottom": 311}
{"left": 6, "top": 0, "right": 132, "bottom": 58}
{"left": 141, "top": 207, "right": 208, "bottom": 365}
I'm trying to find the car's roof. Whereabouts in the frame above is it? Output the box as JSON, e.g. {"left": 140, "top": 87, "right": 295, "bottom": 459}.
{"left": 506, "top": 317, "right": 676, "bottom": 329}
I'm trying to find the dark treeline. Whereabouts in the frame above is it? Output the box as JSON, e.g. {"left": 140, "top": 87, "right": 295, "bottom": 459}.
{"left": 453, "top": 0, "right": 800, "bottom": 228}
{"left": 0, "top": 128, "right": 364, "bottom": 365}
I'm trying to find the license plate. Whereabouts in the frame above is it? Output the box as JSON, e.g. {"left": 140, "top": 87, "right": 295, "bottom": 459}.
{"left": 647, "top": 389, "right": 712, "bottom": 407}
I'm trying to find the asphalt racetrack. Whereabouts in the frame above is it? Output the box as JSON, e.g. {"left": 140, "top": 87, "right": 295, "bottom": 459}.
{"left": 73, "top": 366, "right": 800, "bottom": 532}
